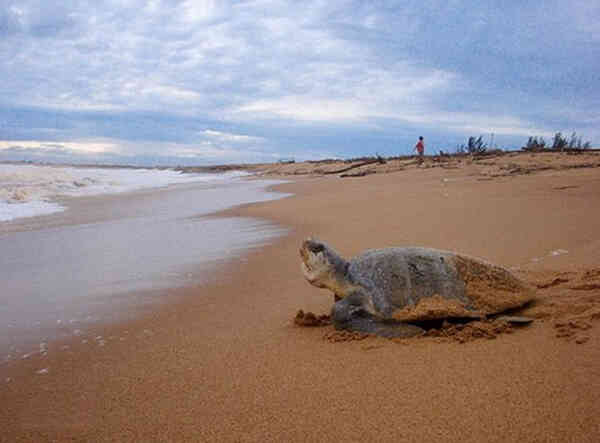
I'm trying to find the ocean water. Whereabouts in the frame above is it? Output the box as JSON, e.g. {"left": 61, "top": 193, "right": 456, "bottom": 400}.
{"left": 0, "top": 164, "right": 290, "bottom": 359}
{"left": 0, "top": 163, "right": 251, "bottom": 221}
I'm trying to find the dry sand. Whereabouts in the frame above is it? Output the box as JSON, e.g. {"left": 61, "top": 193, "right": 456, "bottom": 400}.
{"left": 2, "top": 152, "right": 600, "bottom": 442}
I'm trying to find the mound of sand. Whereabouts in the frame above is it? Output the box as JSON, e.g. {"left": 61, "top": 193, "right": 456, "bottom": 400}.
{"left": 294, "top": 310, "right": 331, "bottom": 327}
{"left": 422, "top": 318, "right": 515, "bottom": 343}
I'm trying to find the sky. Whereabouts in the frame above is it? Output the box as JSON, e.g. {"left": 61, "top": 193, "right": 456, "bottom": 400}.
{"left": 1, "top": 0, "right": 599, "bottom": 166}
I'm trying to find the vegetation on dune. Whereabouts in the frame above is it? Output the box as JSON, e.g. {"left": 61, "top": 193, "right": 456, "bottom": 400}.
{"left": 260, "top": 131, "right": 594, "bottom": 168}
{"left": 449, "top": 131, "right": 593, "bottom": 157}
{"left": 456, "top": 136, "right": 488, "bottom": 155}
{"left": 523, "top": 132, "right": 591, "bottom": 152}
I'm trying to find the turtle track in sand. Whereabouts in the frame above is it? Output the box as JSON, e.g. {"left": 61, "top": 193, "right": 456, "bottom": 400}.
{"left": 521, "top": 267, "right": 600, "bottom": 345}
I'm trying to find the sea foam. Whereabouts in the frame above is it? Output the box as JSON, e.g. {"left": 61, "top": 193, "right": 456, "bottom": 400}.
{"left": 0, "top": 163, "right": 250, "bottom": 222}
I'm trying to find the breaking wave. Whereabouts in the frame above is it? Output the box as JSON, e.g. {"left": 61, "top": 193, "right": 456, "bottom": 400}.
{"left": 0, "top": 164, "right": 250, "bottom": 222}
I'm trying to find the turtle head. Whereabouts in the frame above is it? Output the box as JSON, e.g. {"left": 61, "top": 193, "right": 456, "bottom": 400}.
{"left": 300, "top": 238, "right": 350, "bottom": 295}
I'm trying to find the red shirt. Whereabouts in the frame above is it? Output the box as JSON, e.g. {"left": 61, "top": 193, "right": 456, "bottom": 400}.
{"left": 415, "top": 140, "right": 424, "bottom": 155}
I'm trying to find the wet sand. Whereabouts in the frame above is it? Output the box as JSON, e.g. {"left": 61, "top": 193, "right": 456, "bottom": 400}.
{"left": 0, "top": 180, "right": 288, "bottom": 355}
{"left": 2, "top": 153, "right": 600, "bottom": 442}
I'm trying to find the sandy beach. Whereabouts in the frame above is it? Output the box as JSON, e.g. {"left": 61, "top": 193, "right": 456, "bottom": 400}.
{"left": 2, "top": 152, "right": 600, "bottom": 442}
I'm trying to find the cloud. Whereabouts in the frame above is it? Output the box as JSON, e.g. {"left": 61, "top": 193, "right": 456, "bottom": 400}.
{"left": 3, "top": 0, "right": 459, "bottom": 117}
{"left": 0, "top": 131, "right": 281, "bottom": 165}
{"left": 234, "top": 97, "right": 369, "bottom": 122}
{"left": 0, "top": 139, "right": 278, "bottom": 165}
{"left": 0, "top": 0, "right": 598, "bottom": 164}
{"left": 200, "top": 129, "right": 264, "bottom": 144}
{"left": 0, "top": 2, "right": 77, "bottom": 37}
{"left": 0, "top": 138, "right": 120, "bottom": 158}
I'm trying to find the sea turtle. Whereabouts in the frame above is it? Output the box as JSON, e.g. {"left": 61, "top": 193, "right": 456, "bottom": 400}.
{"left": 300, "top": 238, "right": 535, "bottom": 337}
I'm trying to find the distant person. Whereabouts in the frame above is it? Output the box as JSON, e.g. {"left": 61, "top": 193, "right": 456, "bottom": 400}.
{"left": 414, "top": 136, "right": 425, "bottom": 163}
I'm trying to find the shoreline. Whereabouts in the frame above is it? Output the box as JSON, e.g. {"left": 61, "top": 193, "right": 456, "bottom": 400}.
{"left": 2, "top": 158, "right": 600, "bottom": 441}
{"left": 0, "top": 177, "right": 290, "bottom": 358}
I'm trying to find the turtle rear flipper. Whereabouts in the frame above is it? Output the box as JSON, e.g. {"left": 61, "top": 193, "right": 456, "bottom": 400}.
{"left": 331, "top": 294, "right": 424, "bottom": 338}
{"left": 341, "top": 316, "right": 424, "bottom": 338}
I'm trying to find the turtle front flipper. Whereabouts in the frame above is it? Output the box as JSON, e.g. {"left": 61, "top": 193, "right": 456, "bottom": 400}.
{"left": 331, "top": 293, "right": 424, "bottom": 338}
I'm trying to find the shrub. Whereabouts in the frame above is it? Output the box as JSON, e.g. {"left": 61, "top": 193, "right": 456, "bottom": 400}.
{"left": 456, "top": 136, "right": 487, "bottom": 155}
{"left": 523, "top": 132, "right": 591, "bottom": 151}
{"left": 524, "top": 136, "right": 547, "bottom": 151}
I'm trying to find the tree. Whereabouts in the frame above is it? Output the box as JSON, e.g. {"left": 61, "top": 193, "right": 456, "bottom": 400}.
{"left": 523, "top": 132, "right": 592, "bottom": 152}
{"left": 551, "top": 132, "right": 568, "bottom": 150}
{"left": 524, "top": 136, "right": 546, "bottom": 151}
{"left": 456, "top": 136, "right": 488, "bottom": 155}
{"left": 466, "top": 136, "right": 487, "bottom": 154}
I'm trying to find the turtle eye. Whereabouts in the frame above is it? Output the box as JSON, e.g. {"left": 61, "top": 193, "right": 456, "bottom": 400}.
{"left": 307, "top": 242, "right": 325, "bottom": 254}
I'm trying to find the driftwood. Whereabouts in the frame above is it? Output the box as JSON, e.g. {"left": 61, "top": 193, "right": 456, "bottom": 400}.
{"left": 340, "top": 170, "right": 376, "bottom": 178}
{"left": 323, "top": 157, "right": 386, "bottom": 175}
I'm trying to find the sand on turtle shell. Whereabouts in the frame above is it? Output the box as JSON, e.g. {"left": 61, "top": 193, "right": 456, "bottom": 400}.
{"left": 392, "top": 294, "right": 482, "bottom": 322}
{"left": 452, "top": 254, "right": 535, "bottom": 314}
